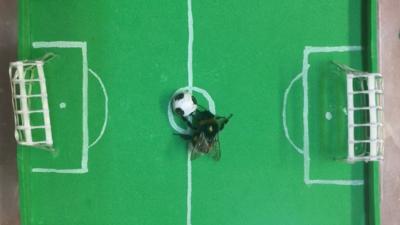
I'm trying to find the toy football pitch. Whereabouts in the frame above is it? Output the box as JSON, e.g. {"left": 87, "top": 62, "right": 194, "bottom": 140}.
{"left": 15, "top": 1, "right": 381, "bottom": 225}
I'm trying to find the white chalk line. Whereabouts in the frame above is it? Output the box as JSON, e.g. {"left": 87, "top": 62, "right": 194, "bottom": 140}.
{"left": 186, "top": 1, "right": 193, "bottom": 224}
{"left": 88, "top": 68, "right": 109, "bottom": 149}
{"left": 82, "top": 42, "right": 89, "bottom": 171}
{"left": 164, "top": 2, "right": 197, "bottom": 220}
{"left": 302, "top": 48, "right": 311, "bottom": 184}
{"left": 32, "top": 41, "right": 86, "bottom": 49}
{"left": 187, "top": 0, "right": 194, "bottom": 89}
{"left": 325, "top": 112, "right": 332, "bottom": 120}
{"left": 31, "top": 41, "right": 89, "bottom": 174}
{"left": 301, "top": 46, "right": 364, "bottom": 185}
{"left": 307, "top": 179, "right": 364, "bottom": 185}
{"left": 32, "top": 168, "right": 88, "bottom": 174}
{"left": 166, "top": 1, "right": 216, "bottom": 223}
{"left": 186, "top": 150, "right": 192, "bottom": 225}
{"left": 283, "top": 72, "right": 304, "bottom": 155}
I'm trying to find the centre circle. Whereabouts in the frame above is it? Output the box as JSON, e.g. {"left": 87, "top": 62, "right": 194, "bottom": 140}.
{"left": 167, "top": 86, "right": 216, "bottom": 134}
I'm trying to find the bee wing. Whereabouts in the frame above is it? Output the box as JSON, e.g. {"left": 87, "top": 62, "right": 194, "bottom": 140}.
{"left": 209, "top": 137, "right": 221, "bottom": 161}
{"left": 189, "top": 132, "right": 221, "bottom": 161}
{"left": 195, "top": 132, "right": 210, "bottom": 152}
{"left": 190, "top": 149, "right": 202, "bottom": 161}
{"left": 189, "top": 133, "right": 206, "bottom": 161}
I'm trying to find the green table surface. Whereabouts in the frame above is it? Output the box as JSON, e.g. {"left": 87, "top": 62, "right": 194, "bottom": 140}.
{"left": 17, "top": 0, "right": 380, "bottom": 225}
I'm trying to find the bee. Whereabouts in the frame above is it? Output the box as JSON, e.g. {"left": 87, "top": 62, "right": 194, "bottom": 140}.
{"left": 171, "top": 91, "right": 232, "bottom": 160}
{"left": 180, "top": 109, "right": 232, "bottom": 161}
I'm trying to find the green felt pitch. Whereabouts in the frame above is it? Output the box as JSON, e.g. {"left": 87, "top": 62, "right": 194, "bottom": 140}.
{"left": 17, "top": 1, "right": 379, "bottom": 225}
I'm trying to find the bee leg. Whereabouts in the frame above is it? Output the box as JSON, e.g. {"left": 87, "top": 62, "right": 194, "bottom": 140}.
{"left": 215, "top": 114, "right": 233, "bottom": 120}
{"left": 217, "top": 114, "right": 232, "bottom": 131}
{"left": 181, "top": 116, "right": 196, "bottom": 130}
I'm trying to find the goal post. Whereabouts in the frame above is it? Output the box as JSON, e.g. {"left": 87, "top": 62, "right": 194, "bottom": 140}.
{"left": 9, "top": 60, "right": 53, "bottom": 149}
{"left": 345, "top": 71, "right": 383, "bottom": 162}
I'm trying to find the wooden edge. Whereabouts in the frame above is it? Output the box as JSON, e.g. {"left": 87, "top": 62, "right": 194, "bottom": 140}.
{"left": 366, "top": 0, "right": 381, "bottom": 225}
{"left": 17, "top": 0, "right": 32, "bottom": 225}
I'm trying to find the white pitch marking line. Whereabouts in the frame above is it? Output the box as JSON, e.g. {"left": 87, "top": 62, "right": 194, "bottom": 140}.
{"left": 187, "top": 150, "right": 192, "bottom": 225}
{"left": 59, "top": 102, "right": 67, "bottom": 109}
{"left": 81, "top": 42, "right": 89, "bottom": 171}
{"left": 166, "top": 2, "right": 215, "bottom": 222}
{"left": 187, "top": 0, "right": 193, "bottom": 224}
{"left": 302, "top": 49, "right": 311, "bottom": 184}
{"left": 32, "top": 168, "right": 88, "bottom": 174}
{"left": 88, "top": 68, "right": 109, "bottom": 149}
{"left": 325, "top": 112, "right": 332, "bottom": 120}
{"left": 283, "top": 72, "right": 304, "bottom": 155}
{"left": 301, "top": 46, "right": 364, "bottom": 186}
{"left": 307, "top": 179, "right": 364, "bottom": 185}
{"left": 31, "top": 41, "right": 89, "bottom": 174}
{"left": 187, "top": 0, "right": 194, "bottom": 90}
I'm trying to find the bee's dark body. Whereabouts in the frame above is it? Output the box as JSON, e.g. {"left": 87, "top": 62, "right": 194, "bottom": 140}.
{"left": 180, "top": 109, "right": 232, "bottom": 160}
{"left": 171, "top": 91, "right": 231, "bottom": 160}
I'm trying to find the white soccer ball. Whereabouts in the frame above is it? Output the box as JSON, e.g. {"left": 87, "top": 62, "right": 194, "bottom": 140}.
{"left": 172, "top": 91, "right": 198, "bottom": 117}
